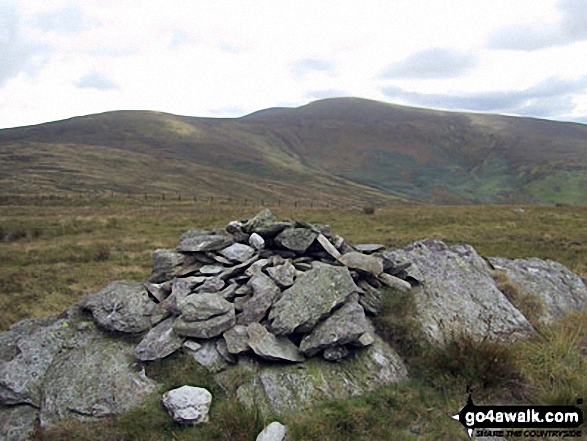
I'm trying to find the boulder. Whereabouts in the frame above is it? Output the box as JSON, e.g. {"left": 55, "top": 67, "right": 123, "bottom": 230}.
{"left": 81, "top": 281, "right": 155, "bottom": 334}
{"left": 247, "top": 323, "right": 304, "bottom": 363}
{"left": 220, "top": 243, "right": 256, "bottom": 263}
{"left": 384, "top": 240, "right": 534, "bottom": 346}
{"left": 149, "top": 249, "right": 185, "bottom": 283}
{"left": 339, "top": 251, "right": 384, "bottom": 276}
{"left": 236, "top": 336, "right": 408, "bottom": 416}
{"left": 177, "top": 233, "right": 234, "bottom": 252}
{"left": 173, "top": 308, "right": 236, "bottom": 339}
{"left": 0, "top": 405, "right": 39, "bottom": 441}
{"left": 268, "top": 262, "right": 359, "bottom": 335}
{"left": 134, "top": 318, "right": 185, "bottom": 361}
{"left": 237, "top": 273, "right": 281, "bottom": 325}
{"left": 488, "top": 257, "right": 587, "bottom": 324}
{"left": 299, "top": 301, "right": 371, "bottom": 357}
{"left": 256, "top": 421, "right": 288, "bottom": 441}
{"left": 223, "top": 325, "right": 251, "bottom": 355}
{"left": 179, "top": 293, "right": 233, "bottom": 321}
{"left": 161, "top": 386, "right": 212, "bottom": 425}
{"left": 275, "top": 228, "right": 318, "bottom": 254}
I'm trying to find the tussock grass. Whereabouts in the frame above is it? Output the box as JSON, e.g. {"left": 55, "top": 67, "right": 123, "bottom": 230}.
{"left": 491, "top": 269, "right": 545, "bottom": 327}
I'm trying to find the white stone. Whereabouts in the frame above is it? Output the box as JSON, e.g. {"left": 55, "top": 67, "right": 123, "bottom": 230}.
{"left": 256, "top": 421, "right": 287, "bottom": 441}
{"left": 249, "top": 232, "right": 265, "bottom": 250}
{"left": 161, "top": 386, "right": 212, "bottom": 425}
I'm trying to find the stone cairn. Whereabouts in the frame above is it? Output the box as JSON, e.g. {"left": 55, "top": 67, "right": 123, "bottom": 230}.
{"left": 81, "top": 209, "right": 413, "bottom": 365}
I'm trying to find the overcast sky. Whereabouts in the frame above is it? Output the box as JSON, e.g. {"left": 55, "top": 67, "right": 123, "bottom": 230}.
{"left": 2, "top": 0, "right": 587, "bottom": 129}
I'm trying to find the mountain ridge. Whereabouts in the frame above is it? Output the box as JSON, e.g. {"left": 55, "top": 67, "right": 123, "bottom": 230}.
{"left": 1, "top": 97, "right": 586, "bottom": 205}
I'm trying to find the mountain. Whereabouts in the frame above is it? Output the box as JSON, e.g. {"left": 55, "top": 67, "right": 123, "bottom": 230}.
{"left": 1, "top": 97, "right": 586, "bottom": 205}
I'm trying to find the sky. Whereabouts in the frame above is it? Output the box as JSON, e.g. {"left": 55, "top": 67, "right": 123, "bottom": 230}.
{"left": 2, "top": 0, "right": 587, "bottom": 129}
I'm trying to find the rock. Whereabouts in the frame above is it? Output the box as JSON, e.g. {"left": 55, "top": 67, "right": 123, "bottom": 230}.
{"left": 219, "top": 255, "right": 260, "bottom": 280}
{"left": 219, "top": 283, "right": 239, "bottom": 300}
{"left": 357, "top": 280, "right": 383, "bottom": 315}
{"left": 355, "top": 244, "right": 386, "bottom": 254}
{"left": 183, "top": 340, "right": 202, "bottom": 352}
{"left": 80, "top": 281, "right": 155, "bottom": 334}
{"left": 488, "top": 257, "right": 587, "bottom": 324}
{"left": 237, "top": 273, "right": 281, "bottom": 325}
{"left": 268, "top": 262, "right": 359, "bottom": 335}
{"left": 316, "top": 234, "right": 341, "bottom": 260}
{"left": 246, "top": 258, "right": 270, "bottom": 276}
{"left": 190, "top": 341, "right": 229, "bottom": 373}
{"left": 275, "top": 228, "right": 318, "bottom": 254}
{"left": 247, "top": 323, "right": 304, "bottom": 363}
{"left": 220, "top": 243, "right": 256, "bottom": 263}
{"left": 144, "top": 282, "right": 170, "bottom": 303}
{"left": 179, "top": 293, "right": 232, "bottom": 321}
{"left": 338, "top": 251, "right": 384, "bottom": 276}
{"left": 134, "top": 318, "right": 185, "bottom": 361}
{"left": 378, "top": 273, "right": 412, "bottom": 292}
{"left": 173, "top": 308, "right": 236, "bottom": 339}
{"left": 0, "top": 404, "right": 38, "bottom": 441}
{"left": 40, "top": 332, "right": 158, "bottom": 428}
{"left": 149, "top": 249, "right": 185, "bottom": 283}
{"left": 196, "top": 277, "right": 225, "bottom": 293}
{"left": 177, "top": 233, "right": 234, "bottom": 252}
{"left": 161, "top": 386, "right": 212, "bottom": 425}
{"left": 199, "top": 265, "right": 225, "bottom": 275}
{"left": 299, "top": 301, "right": 371, "bottom": 357}
{"left": 216, "top": 338, "right": 237, "bottom": 364}
{"left": 266, "top": 261, "right": 297, "bottom": 288}
{"left": 384, "top": 240, "right": 534, "bottom": 346}
{"left": 249, "top": 232, "right": 265, "bottom": 250}
{"left": 243, "top": 209, "right": 292, "bottom": 238}
{"left": 223, "top": 325, "right": 251, "bottom": 355}
{"left": 256, "top": 421, "right": 288, "bottom": 441}
{"left": 237, "top": 336, "right": 408, "bottom": 416}
{"left": 323, "top": 346, "right": 349, "bottom": 362}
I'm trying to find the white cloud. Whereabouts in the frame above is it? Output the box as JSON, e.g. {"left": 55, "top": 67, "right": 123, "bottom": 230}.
{"left": 380, "top": 48, "right": 477, "bottom": 79}
{"left": 75, "top": 71, "right": 120, "bottom": 90}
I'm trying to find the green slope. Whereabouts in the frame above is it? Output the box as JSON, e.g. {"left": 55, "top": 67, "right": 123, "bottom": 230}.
{"left": 1, "top": 98, "right": 586, "bottom": 205}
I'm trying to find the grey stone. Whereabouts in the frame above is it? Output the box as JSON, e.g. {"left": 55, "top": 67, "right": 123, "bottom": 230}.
{"left": 237, "top": 273, "right": 281, "bottom": 325}
{"left": 378, "top": 273, "right": 412, "bottom": 292}
{"left": 242, "top": 209, "right": 292, "bottom": 238}
{"left": 190, "top": 341, "right": 229, "bottom": 373}
{"left": 215, "top": 338, "right": 237, "bottom": 364}
{"left": 212, "top": 254, "right": 232, "bottom": 265}
{"left": 196, "top": 277, "right": 225, "bottom": 293}
{"left": 134, "top": 318, "right": 185, "bottom": 361}
{"left": 234, "top": 293, "right": 253, "bottom": 312}
{"left": 220, "top": 243, "right": 256, "bottom": 263}
{"left": 237, "top": 336, "right": 408, "bottom": 416}
{"left": 177, "top": 234, "right": 234, "bottom": 252}
{"left": 219, "top": 255, "right": 260, "bottom": 280}
{"left": 183, "top": 340, "right": 202, "bottom": 352}
{"left": 249, "top": 232, "right": 265, "bottom": 250}
{"left": 316, "top": 234, "right": 341, "bottom": 260}
{"left": 247, "top": 323, "right": 304, "bottom": 363}
{"left": 173, "top": 309, "right": 236, "bottom": 339}
{"left": 338, "top": 251, "right": 384, "bottom": 276}
{"left": 219, "top": 284, "right": 239, "bottom": 300}
{"left": 357, "top": 280, "right": 383, "bottom": 315}
{"left": 179, "top": 293, "right": 233, "bottom": 321}
{"left": 81, "top": 281, "right": 155, "bottom": 334}
{"left": 323, "top": 346, "right": 350, "bottom": 362}
{"left": 256, "top": 421, "right": 288, "bottom": 441}
{"left": 246, "top": 258, "right": 270, "bottom": 277}
{"left": 199, "top": 265, "right": 225, "bottom": 275}
{"left": 268, "top": 262, "right": 359, "bottom": 335}
{"left": 489, "top": 257, "right": 587, "bottom": 324}
{"left": 355, "top": 244, "right": 386, "bottom": 254}
{"left": 39, "top": 321, "right": 157, "bottom": 428}
{"left": 384, "top": 240, "right": 534, "bottom": 346}
{"left": 149, "top": 249, "right": 185, "bottom": 283}
{"left": 223, "top": 325, "right": 251, "bottom": 355}
{"left": 266, "top": 261, "right": 297, "bottom": 289}
{"left": 0, "top": 404, "right": 38, "bottom": 441}
{"left": 275, "top": 228, "right": 318, "bottom": 254}
{"left": 162, "top": 386, "right": 212, "bottom": 425}
{"left": 299, "top": 301, "right": 371, "bottom": 357}
{"left": 144, "top": 282, "right": 170, "bottom": 303}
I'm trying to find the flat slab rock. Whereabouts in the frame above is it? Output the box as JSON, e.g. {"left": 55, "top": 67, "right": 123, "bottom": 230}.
{"left": 236, "top": 336, "right": 408, "bottom": 416}
{"left": 268, "top": 261, "right": 359, "bottom": 335}
{"left": 247, "top": 323, "right": 304, "bottom": 363}
{"left": 489, "top": 257, "right": 587, "bottom": 324}
{"left": 81, "top": 281, "right": 155, "bottom": 334}
{"left": 384, "top": 239, "right": 534, "bottom": 346}
{"left": 134, "top": 317, "right": 185, "bottom": 361}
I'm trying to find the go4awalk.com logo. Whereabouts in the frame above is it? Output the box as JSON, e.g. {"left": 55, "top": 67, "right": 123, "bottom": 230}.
{"left": 452, "top": 392, "right": 584, "bottom": 438}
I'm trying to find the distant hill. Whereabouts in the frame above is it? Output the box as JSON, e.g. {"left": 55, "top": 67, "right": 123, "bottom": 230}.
{"left": 1, "top": 97, "right": 586, "bottom": 205}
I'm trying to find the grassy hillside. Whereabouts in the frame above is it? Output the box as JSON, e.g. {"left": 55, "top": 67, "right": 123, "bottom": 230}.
{"left": 1, "top": 98, "right": 586, "bottom": 205}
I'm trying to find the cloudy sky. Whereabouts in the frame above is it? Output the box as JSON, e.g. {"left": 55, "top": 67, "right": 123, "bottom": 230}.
{"left": 2, "top": 0, "right": 587, "bottom": 129}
